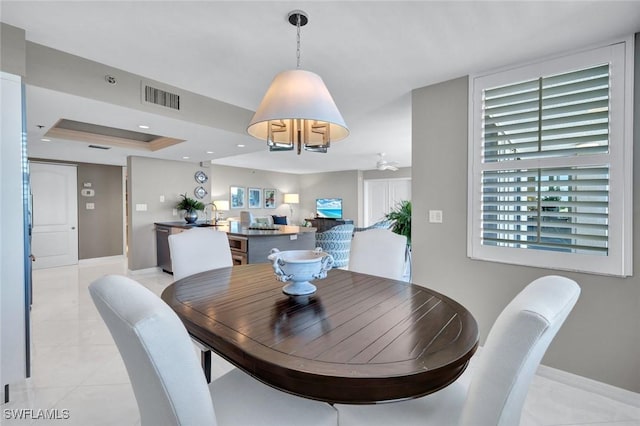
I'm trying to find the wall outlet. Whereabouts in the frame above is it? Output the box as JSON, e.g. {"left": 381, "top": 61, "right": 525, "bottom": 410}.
{"left": 290, "top": 234, "right": 298, "bottom": 240}
{"left": 172, "top": 208, "right": 178, "bottom": 216}
{"left": 159, "top": 195, "right": 165, "bottom": 202}
{"left": 86, "top": 202, "right": 95, "bottom": 210}
{"left": 429, "top": 210, "right": 443, "bottom": 223}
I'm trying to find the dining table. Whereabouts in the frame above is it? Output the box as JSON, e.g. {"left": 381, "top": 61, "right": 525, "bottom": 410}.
{"left": 161, "top": 263, "right": 478, "bottom": 404}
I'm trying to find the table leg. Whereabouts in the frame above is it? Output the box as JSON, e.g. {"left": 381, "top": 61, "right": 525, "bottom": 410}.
{"left": 201, "top": 350, "right": 211, "bottom": 383}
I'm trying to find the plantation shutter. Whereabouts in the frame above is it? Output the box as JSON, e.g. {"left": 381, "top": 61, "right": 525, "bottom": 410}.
{"left": 480, "top": 64, "right": 610, "bottom": 255}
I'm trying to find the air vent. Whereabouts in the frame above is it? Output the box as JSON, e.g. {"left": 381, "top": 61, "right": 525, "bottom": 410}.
{"left": 88, "top": 144, "right": 111, "bottom": 150}
{"left": 144, "top": 85, "right": 180, "bottom": 110}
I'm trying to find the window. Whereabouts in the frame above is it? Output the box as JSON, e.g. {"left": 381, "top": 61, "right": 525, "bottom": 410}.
{"left": 468, "top": 39, "right": 633, "bottom": 276}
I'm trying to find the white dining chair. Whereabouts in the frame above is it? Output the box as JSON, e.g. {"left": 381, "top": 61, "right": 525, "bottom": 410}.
{"left": 348, "top": 228, "right": 407, "bottom": 280}
{"left": 335, "top": 275, "right": 581, "bottom": 426}
{"left": 89, "top": 274, "right": 338, "bottom": 426}
{"left": 168, "top": 227, "right": 233, "bottom": 281}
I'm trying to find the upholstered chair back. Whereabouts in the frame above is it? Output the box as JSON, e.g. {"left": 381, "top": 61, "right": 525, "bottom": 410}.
{"left": 459, "top": 275, "right": 581, "bottom": 426}
{"left": 89, "top": 275, "right": 217, "bottom": 426}
{"left": 315, "top": 224, "right": 355, "bottom": 268}
{"left": 335, "top": 275, "right": 580, "bottom": 426}
{"left": 168, "top": 227, "right": 232, "bottom": 281}
{"left": 349, "top": 228, "right": 407, "bottom": 280}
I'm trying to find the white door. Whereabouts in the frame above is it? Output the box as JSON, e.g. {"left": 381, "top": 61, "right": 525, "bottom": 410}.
{"left": 364, "top": 178, "right": 411, "bottom": 226}
{"left": 30, "top": 162, "right": 78, "bottom": 269}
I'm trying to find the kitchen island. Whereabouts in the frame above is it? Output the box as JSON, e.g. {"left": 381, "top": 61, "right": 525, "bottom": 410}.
{"left": 155, "top": 221, "right": 316, "bottom": 272}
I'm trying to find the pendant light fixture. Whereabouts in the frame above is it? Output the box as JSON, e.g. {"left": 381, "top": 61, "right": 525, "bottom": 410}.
{"left": 247, "top": 10, "right": 349, "bottom": 154}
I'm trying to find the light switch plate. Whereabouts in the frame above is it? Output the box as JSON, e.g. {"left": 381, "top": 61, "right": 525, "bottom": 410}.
{"left": 429, "top": 210, "right": 443, "bottom": 223}
{"left": 86, "top": 202, "right": 95, "bottom": 210}
{"left": 135, "top": 204, "right": 147, "bottom": 212}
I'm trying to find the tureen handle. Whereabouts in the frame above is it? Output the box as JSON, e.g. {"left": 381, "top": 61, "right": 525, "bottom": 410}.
{"left": 320, "top": 254, "right": 334, "bottom": 272}
{"left": 268, "top": 248, "right": 290, "bottom": 282}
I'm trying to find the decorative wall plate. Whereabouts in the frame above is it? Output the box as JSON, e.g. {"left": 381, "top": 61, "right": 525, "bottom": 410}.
{"left": 194, "top": 186, "right": 208, "bottom": 199}
{"left": 194, "top": 170, "right": 208, "bottom": 184}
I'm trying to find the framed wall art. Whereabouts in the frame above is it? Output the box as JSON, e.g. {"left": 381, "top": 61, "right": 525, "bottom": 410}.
{"left": 248, "top": 187, "right": 262, "bottom": 208}
{"left": 230, "top": 186, "right": 246, "bottom": 209}
{"left": 263, "top": 188, "right": 276, "bottom": 209}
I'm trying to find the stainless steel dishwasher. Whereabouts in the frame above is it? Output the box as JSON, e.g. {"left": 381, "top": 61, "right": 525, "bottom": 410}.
{"left": 155, "top": 225, "right": 173, "bottom": 273}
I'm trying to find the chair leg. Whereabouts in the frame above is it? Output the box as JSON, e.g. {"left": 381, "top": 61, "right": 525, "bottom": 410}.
{"left": 201, "top": 349, "right": 211, "bottom": 383}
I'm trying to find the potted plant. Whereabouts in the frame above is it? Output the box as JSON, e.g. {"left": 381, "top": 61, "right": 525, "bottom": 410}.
{"left": 385, "top": 200, "right": 411, "bottom": 246}
{"left": 176, "top": 193, "right": 205, "bottom": 224}
{"left": 385, "top": 200, "right": 412, "bottom": 281}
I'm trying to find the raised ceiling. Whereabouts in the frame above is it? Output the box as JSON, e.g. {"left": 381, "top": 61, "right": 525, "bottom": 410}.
{"left": 2, "top": 1, "right": 639, "bottom": 173}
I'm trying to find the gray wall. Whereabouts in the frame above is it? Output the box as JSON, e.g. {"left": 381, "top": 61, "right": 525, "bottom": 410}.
{"left": 210, "top": 165, "right": 365, "bottom": 226}
{"left": 126, "top": 160, "right": 369, "bottom": 270}
{"left": 127, "top": 156, "right": 211, "bottom": 270}
{"left": 411, "top": 45, "right": 640, "bottom": 391}
{"left": 77, "top": 163, "right": 123, "bottom": 259}
{"left": 0, "top": 23, "right": 25, "bottom": 76}
{"left": 24, "top": 42, "right": 252, "bottom": 134}
{"left": 299, "top": 170, "right": 362, "bottom": 225}
{"left": 210, "top": 165, "right": 299, "bottom": 223}
{"left": 30, "top": 158, "right": 124, "bottom": 260}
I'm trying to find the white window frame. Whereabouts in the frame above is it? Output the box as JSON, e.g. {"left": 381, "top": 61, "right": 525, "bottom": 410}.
{"left": 468, "top": 38, "right": 633, "bottom": 277}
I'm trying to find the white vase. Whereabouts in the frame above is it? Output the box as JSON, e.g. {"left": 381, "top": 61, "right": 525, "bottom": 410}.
{"left": 267, "top": 248, "right": 334, "bottom": 295}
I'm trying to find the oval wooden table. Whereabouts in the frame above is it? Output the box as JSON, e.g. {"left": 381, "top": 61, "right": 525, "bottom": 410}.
{"left": 161, "top": 263, "right": 478, "bottom": 404}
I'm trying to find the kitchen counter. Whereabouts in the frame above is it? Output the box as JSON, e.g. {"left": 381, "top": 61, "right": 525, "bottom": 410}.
{"left": 154, "top": 221, "right": 317, "bottom": 271}
{"left": 154, "top": 221, "right": 315, "bottom": 236}
{"left": 153, "top": 220, "right": 218, "bottom": 230}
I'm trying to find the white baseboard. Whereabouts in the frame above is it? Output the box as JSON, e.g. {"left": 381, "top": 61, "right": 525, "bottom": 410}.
{"left": 473, "top": 346, "right": 639, "bottom": 408}
{"left": 78, "top": 255, "right": 125, "bottom": 265}
{"left": 127, "top": 266, "right": 164, "bottom": 276}
{"left": 536, "top": 364, "right": 640, "bottom": 408}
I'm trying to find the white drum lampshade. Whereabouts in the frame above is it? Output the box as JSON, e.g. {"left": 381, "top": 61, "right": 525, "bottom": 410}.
{"left": 247, "top": 70, "right": 349, "bottom": 154}
{"left": 247, "top": 11, "right": 348, "bottom": 154}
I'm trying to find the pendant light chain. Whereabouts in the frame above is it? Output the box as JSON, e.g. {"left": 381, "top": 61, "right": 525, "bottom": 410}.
{"left": 296, "top": 13, "right": 301, "bottom": 69}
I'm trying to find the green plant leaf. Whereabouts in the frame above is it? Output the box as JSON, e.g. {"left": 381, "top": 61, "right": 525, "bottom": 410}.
{"left": 385, "top": 200, "right": 411, "bottom": 245}
{"left": 175, "top": 193, "right": 205, "bottom": 211}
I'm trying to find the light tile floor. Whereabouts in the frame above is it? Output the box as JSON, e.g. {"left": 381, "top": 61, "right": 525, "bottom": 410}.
{"left": 2, "top": 258, "right": 638, "bottom": 425}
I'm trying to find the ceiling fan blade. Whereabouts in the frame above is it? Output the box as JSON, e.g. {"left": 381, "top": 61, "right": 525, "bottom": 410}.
{"left": 375, "top": 153, "right": 398, "bottom": 171}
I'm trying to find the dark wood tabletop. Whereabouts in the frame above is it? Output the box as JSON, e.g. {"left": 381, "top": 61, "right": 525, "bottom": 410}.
{"left": 161, "top": 263, "right": 478, "bottom": 404}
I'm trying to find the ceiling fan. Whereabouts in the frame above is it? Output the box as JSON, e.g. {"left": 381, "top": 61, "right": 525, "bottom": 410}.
{"left": 376, "top": 153, "right": 399, "bottom": 171}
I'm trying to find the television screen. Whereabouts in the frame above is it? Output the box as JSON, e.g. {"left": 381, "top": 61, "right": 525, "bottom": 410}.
{"left": 316, "top": 198, "right": 343, "bottom": 219}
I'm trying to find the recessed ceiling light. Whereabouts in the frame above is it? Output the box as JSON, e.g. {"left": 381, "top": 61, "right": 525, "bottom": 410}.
{"left": 138, "top": 125, "right": 150, "bottom": 129}
{"left": 237, "top": 144, "right": 245, "bottom": 148}
{"left": 41, "top": 138, "right": 51, "bottom": 142}
{"left": 206, "top": 151, "right": 214, "bottom": 154}
{"left": 182, "top": 156, "right": 190, "bottom": 159}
